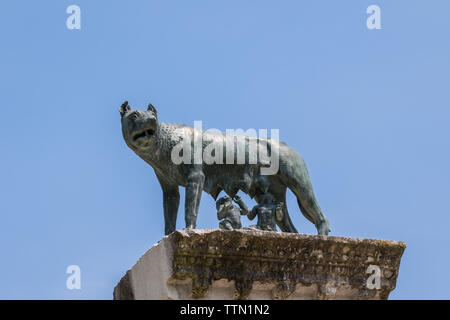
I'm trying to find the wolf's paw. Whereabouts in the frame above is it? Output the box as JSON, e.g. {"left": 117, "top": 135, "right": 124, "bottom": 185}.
{"left": 317, "top": 220, "right": 330, "bottom": 235}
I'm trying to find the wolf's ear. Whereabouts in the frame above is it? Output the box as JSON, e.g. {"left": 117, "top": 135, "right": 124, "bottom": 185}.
{"left": 147, "top": 103, "right": 157, "bottom": 116}
{"left": 119, "top": 101, "right": 131, "bottom": 117}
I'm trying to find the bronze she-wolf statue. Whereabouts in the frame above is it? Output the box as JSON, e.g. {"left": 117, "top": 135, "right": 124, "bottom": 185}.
{"left": 119, "top": 101, "right": 330, "bottom": 235}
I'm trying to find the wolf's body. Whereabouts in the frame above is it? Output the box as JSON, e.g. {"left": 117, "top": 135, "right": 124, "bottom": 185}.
{"left": 120, "top": 102, "right": 330, "bottom": 235}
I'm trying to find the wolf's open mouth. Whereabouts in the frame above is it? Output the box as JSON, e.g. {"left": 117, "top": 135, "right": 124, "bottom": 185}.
{"left": 133, "top": 129, "right": 155, "bottom": 141}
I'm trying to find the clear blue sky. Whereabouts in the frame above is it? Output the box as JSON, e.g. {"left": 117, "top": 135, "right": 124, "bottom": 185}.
{"left": 1, "top": 1, "right": 449, "bottom": 299}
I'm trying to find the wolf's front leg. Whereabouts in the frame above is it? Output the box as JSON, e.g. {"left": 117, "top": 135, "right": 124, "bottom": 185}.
{"left": 162, "top": 188, "right": 180, "bottom": 235}
{"left": 185, "top": 169, "right": 205, "bottom": 229}
{"left": 156, "top": 174, "right": 180, "bottom": 235}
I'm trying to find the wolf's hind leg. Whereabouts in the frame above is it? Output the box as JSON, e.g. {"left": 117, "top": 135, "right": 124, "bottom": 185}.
{"left": 295, "top": 188, "right": 330, "bottom": 235}
{"left": 269, "top": 189, "right": 298, "bottom": 233}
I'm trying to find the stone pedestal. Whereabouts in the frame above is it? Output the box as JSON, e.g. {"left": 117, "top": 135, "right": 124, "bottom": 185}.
{"left": 114, "top": 229, "right": 406, "bottom": 300}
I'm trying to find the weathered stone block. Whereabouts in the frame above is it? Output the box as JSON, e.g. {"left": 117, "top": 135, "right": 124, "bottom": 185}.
{"left": 114, "top": 229, "right": 406, "bottom": 300}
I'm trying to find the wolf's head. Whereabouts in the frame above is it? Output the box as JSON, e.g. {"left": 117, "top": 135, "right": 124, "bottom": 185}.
{"left": 119, "top": 101, "right": 158, "bottom": 150}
